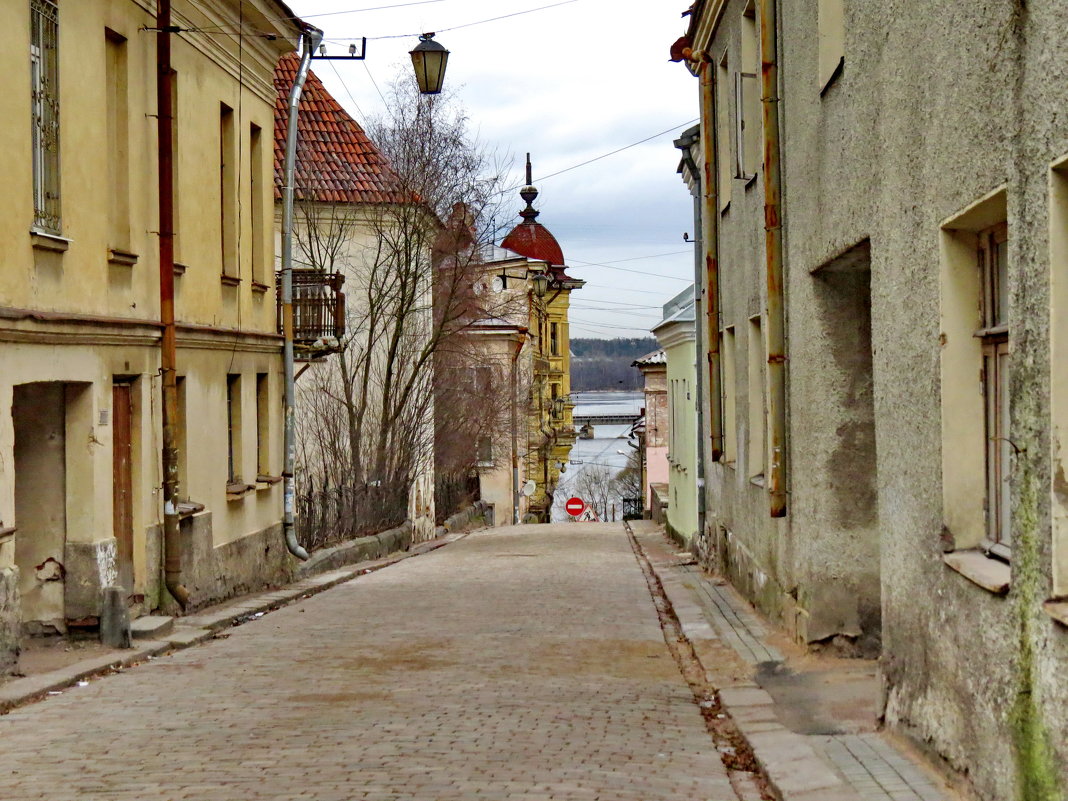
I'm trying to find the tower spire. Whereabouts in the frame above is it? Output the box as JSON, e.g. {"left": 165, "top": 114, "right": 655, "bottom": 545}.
{"left": 520, "top": 152, "right": 539, "bottom": 223}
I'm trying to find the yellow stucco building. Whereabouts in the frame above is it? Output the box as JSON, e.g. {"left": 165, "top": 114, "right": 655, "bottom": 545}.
{"left": 0, "top": 0, "right": 305, "bottom": 670}
{"left": 474, "top": 163, "right": 582, "bottom": 523}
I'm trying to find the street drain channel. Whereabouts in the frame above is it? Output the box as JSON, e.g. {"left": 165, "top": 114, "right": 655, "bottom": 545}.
{"left": 624, "top": 522, "right": 776, "bottom": 801}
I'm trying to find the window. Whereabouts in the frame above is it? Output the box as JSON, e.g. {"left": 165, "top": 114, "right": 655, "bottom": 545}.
{"left": 219, "top": 103, "right": 237, "bottom": 278}
{"left": 818, "top": 0, "right": 845, "bottom": 92}
{"left": 30, "top": 0, "right": 60, "bottom": 235}
{"left": 722, "top": 327, "right": 737, "bottom": 464}
{"left": 169, "top": 69, "right": 181, "bottom": 263}
{"left": 978, "top": 224, "right": 1010, "bottom": 554}
{"left": 550, "top": 321, "right": 559, "bottom": 356}
{"left": 226, "top": 374, "right": 242, "bottom": 483}
{"left": 716, "top": 52, "right": 732, "bottom": 210}
{"left": 476, "top": 436, "right": 493, "bottom": 467}
{"left": 176, "top": 376, "right": 187, "bottom": 495}
{"left": 1051, "top": 161, "right": 1068, "bottom": 595}
{"left": 939, "top": 188, "right": 1007, "bottom": 555}
{"left": 105, "top": 29, "right": 129, "bottom": 250}
{"left": 748, "top": 315, "right": 765, "bottom": 480}
{"left": 255, "top": 373, "right": 269, "bottom": 477}
{"left": 250, "top": 123, "right": 265, "bottom": 284}
{"left": 736, "top": 2, "right": 761, "bottom": 181}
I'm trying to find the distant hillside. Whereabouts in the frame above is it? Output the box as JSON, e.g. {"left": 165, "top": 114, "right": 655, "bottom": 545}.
{"left": 570, "top": 337, "right": 658, "bottom": 391}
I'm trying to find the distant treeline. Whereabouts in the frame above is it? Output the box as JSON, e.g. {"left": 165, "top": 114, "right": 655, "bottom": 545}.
{"left": 570, "top": 337, "right": 658, "bottom": 391}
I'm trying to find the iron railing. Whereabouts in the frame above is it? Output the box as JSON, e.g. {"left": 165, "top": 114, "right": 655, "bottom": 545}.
{"left": 435, "top": 472, "right": 479, "bottom": 524}
{"left": 296, "top": 482, "right": 407, "bottom": 552}
{"left": 31, "top": 0, "right": 60, "bottom": 235}
{"left": 276, "top": 269, "right": 346, "bottom": 346}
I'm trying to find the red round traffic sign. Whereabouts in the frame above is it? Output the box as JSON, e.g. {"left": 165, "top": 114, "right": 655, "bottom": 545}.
{"left": 565, "top": 497, "right": 586, "bottom": 516}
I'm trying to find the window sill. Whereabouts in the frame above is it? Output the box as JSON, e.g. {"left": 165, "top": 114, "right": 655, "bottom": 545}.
{"left": 255, "top": 475, "right": 282, "bottom": 491}
{"left": 750, "top": 474, "right": 765, "bottom": 488}
{"left": 0, "top": 526, "right": 16, "bottom": 543}
{"left": 221, "top": 274, "right": 241, "bottom": 287}
{"left": 108, "top": 248, "right": 139, "bottom": 267}
{"left": 31, "top": 230, "right": 71, "bottom": 253}
{"left": 174, "top": 262, "right": 188, "bottom": 276}
{"left": 251, "top": 281, "right": 270, "bottom": 293}
{"left": 476, "top": 461, "right": 495, "bottom": 468}
{"left": 720, "top": 200, "right": 731, "bottom": 217}
{"left": 742, "top": 173, "right": 758, "bottom": 190}
{"left": 177, "top": 501, "right": 205, "bottom": 520}
{"left": 1043, "top": 600, "right": 1068, "bottom": 628}
{"left": 226, "top": 482, "right": 255, "bottom": 501}
{"left": 943, "top": 550, "right": 1010, "bottom": 595}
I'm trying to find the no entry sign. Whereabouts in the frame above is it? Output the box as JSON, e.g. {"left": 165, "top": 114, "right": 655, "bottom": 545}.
{"left": 565, "top": 497, "right": 586, "bottom": 517}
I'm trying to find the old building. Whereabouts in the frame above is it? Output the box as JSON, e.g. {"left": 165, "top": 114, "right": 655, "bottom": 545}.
{"left": 0, "top": 1, "right": 303, "bottom": 669}
{"left": 633, "top": 349, "right": 668, "bottom": 514}
{"left": 652, "top": 286, "right": 698, "bottom": 546}
{"left": 471, "top": 163, "right": 583, "bottom": 524}
{"left": 673, "top": 0, "right": 1068, "bottom": 797}
{"left": 273, "top": 55, "right": 436, "bottom": 546}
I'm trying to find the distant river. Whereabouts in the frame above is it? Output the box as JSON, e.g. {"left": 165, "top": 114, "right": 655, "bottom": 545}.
{"left": 550, "top": 391, "right": 643, "bottom": 523}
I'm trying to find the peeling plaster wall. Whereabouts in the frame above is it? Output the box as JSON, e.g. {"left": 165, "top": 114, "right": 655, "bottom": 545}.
{"left": 773, "top": 0, "right": 1068, "bottom": 797}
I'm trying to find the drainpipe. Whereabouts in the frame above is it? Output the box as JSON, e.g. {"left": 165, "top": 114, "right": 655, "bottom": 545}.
{"left": 698, "top": 62, "right": 723, "bottom": 463}
{"left": 511, "top": 336, "right": 524, "bottom": 525}
{"left": 281, "top": 26, "right": 324, "bottom": 560}
{"left": 156, "top": 0, "right": 188, "bottom": 609}
{"left": 759, "top": 0, "right": 787, "bottom": 517}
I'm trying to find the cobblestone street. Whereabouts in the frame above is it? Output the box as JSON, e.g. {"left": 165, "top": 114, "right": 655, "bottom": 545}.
{"left": 0, "top": 524, "right": 738, "bottom": 801}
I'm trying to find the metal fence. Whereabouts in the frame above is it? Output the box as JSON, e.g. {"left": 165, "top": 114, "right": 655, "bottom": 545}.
{"left": 296, "top": 483, "right": 408, "bottom": 552}
{"left": 435, "top": 472, "right": 479, "bottom": 524}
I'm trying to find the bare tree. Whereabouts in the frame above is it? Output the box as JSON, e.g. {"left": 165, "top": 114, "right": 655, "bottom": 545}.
{"left": 291, "top": 73, "right": 517, "bottom": 540}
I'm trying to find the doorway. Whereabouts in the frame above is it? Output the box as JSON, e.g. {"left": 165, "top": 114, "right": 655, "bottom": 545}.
{"left": 112, "top": 381, "right": 135, "bottom": 593}
{"left": 13, "top": 383, "right": 68, "bottom": 632}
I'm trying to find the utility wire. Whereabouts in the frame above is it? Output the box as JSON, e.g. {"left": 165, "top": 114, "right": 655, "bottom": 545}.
{"left": 504, "top": 119, "right": 699, "bottom": 191}
{"left": 328, "top": 60, "right": 367, "bottom": 120}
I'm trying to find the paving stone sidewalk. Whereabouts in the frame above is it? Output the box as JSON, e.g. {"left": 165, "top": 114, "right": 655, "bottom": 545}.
{"left": 0, "top": 523, "right": 739, "bottom": 801}
{"left": 630, "top": 521, "right": 959, "bottom": 801}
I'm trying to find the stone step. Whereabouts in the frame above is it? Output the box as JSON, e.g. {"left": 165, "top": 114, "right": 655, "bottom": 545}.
{"left": 130, "top": 616, "right": 174, "bottom": 639}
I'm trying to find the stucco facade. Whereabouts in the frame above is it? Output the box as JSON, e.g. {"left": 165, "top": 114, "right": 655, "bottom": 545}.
{"left": 634, "top": 350, "right": 668, "bottom": 509}
{"left": 676, "top": 0, "right": 1068, "bottom": 797}
{"left": 0, "top": 1, "right": 300, "bottom": 668}
{"left": 654, "top": 287, "right": 699, "bottom": 547}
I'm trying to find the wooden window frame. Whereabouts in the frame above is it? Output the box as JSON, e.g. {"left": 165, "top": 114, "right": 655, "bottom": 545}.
{"left": 977, "top": 223, "right": 1011, "bottom": 558}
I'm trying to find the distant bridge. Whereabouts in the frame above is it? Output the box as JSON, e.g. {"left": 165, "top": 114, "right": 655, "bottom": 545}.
{"left": 572, "top": 412, "right": 642, "bottom": 427}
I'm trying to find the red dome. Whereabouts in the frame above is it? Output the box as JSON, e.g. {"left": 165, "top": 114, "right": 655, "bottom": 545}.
{"left": 500, "top": 221, "right": 564, "bottom": 266}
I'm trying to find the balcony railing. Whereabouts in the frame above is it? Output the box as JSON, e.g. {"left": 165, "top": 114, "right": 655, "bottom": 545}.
{"left": 276, "top": 269, "right": 346, "bottom": 356}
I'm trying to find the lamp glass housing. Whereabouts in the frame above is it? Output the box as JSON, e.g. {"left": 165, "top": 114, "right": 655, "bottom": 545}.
{"left": 410, "top": 35, "right": 450, "bottom": 95}
{"left": 531, "top": 271, "right": 549, "bottom": 298}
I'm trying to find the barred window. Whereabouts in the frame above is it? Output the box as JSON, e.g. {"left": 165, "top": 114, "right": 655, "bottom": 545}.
{"left": 31, "top": 0, "right": 60, "bottom": 234}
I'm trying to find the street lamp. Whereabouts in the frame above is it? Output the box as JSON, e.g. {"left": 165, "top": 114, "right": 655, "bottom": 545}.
{"left": 410, "top": 33, "right": 450, "bottom": 95}
{"left": 531, "top": 270, "right": 550, "bottom": 298}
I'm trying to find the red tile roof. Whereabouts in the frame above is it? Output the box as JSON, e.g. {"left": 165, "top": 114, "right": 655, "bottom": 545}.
{"left": 500, "top": 221, "right": 565, "bottom": 267}
{"left": 273, "top": 53, "right": 405, "bottom": 204}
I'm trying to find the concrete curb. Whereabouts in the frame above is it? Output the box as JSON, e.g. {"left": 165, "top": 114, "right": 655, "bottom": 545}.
{"left": 0, "top": 527, "right": 477, "bottom": 716}
{"left": 631, "top": 527, "right": 861, "bottom": 801}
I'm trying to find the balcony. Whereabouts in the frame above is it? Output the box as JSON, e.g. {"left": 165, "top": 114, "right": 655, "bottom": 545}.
{"left": 276, "top": 269, "right": 346, "bottom": 359}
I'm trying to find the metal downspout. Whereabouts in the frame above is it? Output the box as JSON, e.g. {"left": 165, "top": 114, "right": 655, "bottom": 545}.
{"left": 157, "top": 0, "right": 188, "bottom": 609}
{"left": 759, "top": 0, "right": 787, "bottom": 517}
{"left": 281, "top": 26, "right": 324, "bottom": 560}
{"left": 511, "top": 337, "right": 523, "bottom": 526}
{"left": 698, "top": 62, "right": 723, "bottom": 463}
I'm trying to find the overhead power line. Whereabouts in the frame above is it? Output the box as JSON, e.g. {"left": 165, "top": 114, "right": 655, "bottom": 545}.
{"left": 503, "top": 119, "right": 700, "bottom": 191}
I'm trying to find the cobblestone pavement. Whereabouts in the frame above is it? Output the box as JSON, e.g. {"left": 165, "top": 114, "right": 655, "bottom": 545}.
{"left": 0, "top": 523, "right": 738, "bottom": 801}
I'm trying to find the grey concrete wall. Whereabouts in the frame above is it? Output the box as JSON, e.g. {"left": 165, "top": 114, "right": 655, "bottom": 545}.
{"left": 728, "top": 0, "right": 1068, "bottom": 797}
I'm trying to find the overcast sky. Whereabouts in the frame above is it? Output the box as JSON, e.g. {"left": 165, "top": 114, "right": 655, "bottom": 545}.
{"left": 289, "top": 0, "right": 699, "bottom": 339}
